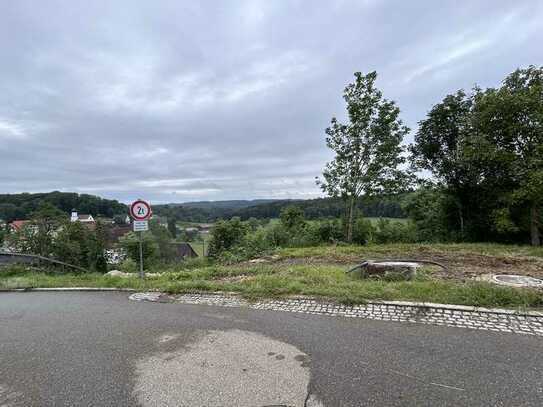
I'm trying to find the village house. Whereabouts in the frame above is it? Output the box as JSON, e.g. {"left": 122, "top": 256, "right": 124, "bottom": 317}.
{"left": 170, "top": 242, "right": 199, "bottom": 260}
{"left": 8, "top": 220, "right": 31, "bottom": 233}
{"left": 70, "top": 210, "right": 95, "bottom": 224}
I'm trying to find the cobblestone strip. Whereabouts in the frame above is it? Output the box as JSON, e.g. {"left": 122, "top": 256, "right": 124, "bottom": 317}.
{"left": 167, "top": 293, "right": 543, "bottom": 336}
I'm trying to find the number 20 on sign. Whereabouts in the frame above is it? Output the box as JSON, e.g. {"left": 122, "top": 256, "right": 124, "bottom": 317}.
{"left": 130, "top": 199, "right": 152, "bottom": 221}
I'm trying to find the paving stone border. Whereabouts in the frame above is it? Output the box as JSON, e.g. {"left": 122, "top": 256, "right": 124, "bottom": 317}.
{"left": 130, "top": 292, "right": 543, "bottom": 337}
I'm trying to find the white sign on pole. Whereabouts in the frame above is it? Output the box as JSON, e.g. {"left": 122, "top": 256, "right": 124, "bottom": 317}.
{"left": 130, "top": 199, "right": 152, "bottom": 280}
{"left": 133, "top": 220, "right": 149, "bottom": 232}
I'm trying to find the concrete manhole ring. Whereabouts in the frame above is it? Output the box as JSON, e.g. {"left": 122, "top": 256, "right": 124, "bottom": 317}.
{"left": 129, "top": 292, "right": 163, "bottom": 302}
{"left": 491, "top": 274, "right": 543, "bottom": 288}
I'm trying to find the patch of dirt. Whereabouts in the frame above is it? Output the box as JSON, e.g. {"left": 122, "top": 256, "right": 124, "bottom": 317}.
{"left": 268, "top": 252, "right": 543, "bottom": 281}
{"left": 230, "top": 248, "right": 543, "bottom": 283}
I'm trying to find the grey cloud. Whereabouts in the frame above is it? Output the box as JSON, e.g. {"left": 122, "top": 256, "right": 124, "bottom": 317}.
{"left": 1, "top": 0, "right": 542, "bottom": 203}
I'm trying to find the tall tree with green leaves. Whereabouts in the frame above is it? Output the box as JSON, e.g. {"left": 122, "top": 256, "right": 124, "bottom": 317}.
{"left": 9, "top": 202, "right": 65, "bottom": 256}
{"left": 471, "top": 66, "right": 543, "bottom": 245}
{"left": 317, "top": 71, "right": 410, "bottom": 241}
{"left": 410, "top": 90, "right": 478, "bottom": 237}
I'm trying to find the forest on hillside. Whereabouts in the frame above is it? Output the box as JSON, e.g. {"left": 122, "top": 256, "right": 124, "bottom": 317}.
{"left": 0, "top": 191, "right": 404, "bottom": 225}
{"left": 153, "top": 196, "right": 405, "bottom": 223}
{"left": 0, "top": 192, "right": 127, "bottom": 222}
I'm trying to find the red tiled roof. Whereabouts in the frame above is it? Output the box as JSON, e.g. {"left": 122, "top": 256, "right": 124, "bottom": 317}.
{"left": 9, "top": 220, "right": 30, "bottom": 231}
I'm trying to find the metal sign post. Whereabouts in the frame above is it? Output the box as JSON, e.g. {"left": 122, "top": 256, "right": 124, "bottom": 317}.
{"left": 130, "top": 199, "right": 152, "bottom": 280}
{"left": 138, "top": 231, "right": 144, "bottom": 279}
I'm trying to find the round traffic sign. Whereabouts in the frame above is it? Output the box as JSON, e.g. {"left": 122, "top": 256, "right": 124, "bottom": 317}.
{"left": 130, "top": 199, "right": 152, "bottom": 220}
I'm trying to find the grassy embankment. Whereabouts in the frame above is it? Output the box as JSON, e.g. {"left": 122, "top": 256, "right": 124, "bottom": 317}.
{"left": 1, "top": 243, "right": 542, "bottom": 309}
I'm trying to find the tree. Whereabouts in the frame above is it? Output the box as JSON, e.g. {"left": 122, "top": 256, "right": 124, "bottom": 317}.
{"left": 470, "top": 66, "right": 543, "bottom": 245}
{"left": 120, "top": 232, "right": 158, "bottom": 268}
{"left": 30, "top": 203, "right": 65, "bottom": 256}
{"left": 207, "top": 217, "right": 248, "bottom": 258}
{"left": 247, "top": 217, "right": 260, "bottom": 231}
{"left": 53, "top": 220, "right": 88, "bottom": 267}
{"left": 410, "top": 90, "right": 478, "bottom": 238}
{"left": 317, "top": 71, "right": 410, "bottom": 241}
{"left": 8, "top": 202, "right": 65, "bottom": 256}
{"left": 402, "top": 187, "right": 448, "bottom": 242}
{"left": 149, "top": 221, "right": 176, "bottom": 262}
{"left": 279, "top": 206, "right": 306, "bottom": 230}
{"left": 167, "top": 217, "right": 177, "bottom": 238}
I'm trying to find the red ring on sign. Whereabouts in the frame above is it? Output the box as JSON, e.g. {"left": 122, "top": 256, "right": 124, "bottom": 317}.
{"left": 130, "top": 200, "right": 152, "bottom": 220}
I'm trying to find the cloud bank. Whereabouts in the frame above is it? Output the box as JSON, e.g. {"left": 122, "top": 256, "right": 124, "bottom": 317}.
{"left": 1, "top": 0, "right": 541, "bottom": 203}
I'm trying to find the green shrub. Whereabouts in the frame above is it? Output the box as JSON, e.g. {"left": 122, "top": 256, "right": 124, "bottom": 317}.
{"left": 352, "top": 218, "right": 375, "bottom": 245}
{"left": 208, "top": 217, "right": 249, "bottom": 258}
{"left": 119, "top": 258, "right": 137, "bottom": 273}
{"left": 263, "top": 223, "right": 290, "bottom": 247}
{"left": 373, "top": 218, "right": 417, "bottom": 244}
{"left": 402, "top": 187, "right": 449, "bottom": 242}
{"left": 309, "top": 220, "right": 343, "bottom": 244}
{"left": 119, "top": 232, "right": 159, "bottom": 268}
{"left": 279, "top": 206, "right": 306, "bottom": 230}
{"left": 53, "top": 220, "right": 108, "bottom": 271}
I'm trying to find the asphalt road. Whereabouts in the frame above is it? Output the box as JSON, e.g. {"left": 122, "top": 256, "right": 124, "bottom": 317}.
{"left": 1, "top": 292, "right": 542, "bottom": 406}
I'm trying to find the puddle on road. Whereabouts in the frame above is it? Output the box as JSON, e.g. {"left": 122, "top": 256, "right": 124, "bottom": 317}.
{"left": 133, "top": 329, "right": 320, "bottom": 407}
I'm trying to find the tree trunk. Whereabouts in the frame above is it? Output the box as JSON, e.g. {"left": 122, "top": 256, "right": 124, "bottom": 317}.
{"left": 456, "top": 200, "right": 464, "bottom": 239}
{"left": 531, "top": 203, "right": 540, "bottom": 246}
{"left": 346, "top": 196, "right": 355, "bottom": 242}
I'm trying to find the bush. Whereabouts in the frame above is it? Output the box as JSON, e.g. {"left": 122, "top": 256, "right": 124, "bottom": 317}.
{"left": 264, "top": 223, "right": 290, "bottom": 247}
{"left": 402, "top": 187, "right": 449, "bottom": 242}
{"left": 119, "top": 258, "right": 137, "bottom": 273}
{"left": 53, "top": 220, "right": 108, "bottom": 271}
{"left": 311, "top": 220, "right": 343, "bottom": 244}
{"left": 149, "top": 221, "right": 176, "bottom": 262}
{"left": 208, "top": 217, "right": 249, "bottom": 258}
{"left": 352, "top": 218, "right": 375, "bottom": 245}
{"left": 279, "top": 206, "right": 306, "bottom": 230}
{"left": 373, "top": 218, "right": 417, "bottom": 244}
{"left": 119, "top": 232, "right": 159, "bottom": 268}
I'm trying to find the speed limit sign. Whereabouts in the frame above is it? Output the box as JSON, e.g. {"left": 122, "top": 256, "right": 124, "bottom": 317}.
{"left": 130, "top": 199, "right": 152, "bottom": 221}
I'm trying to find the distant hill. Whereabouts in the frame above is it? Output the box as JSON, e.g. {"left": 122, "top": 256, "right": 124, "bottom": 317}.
{"left": 0, "top": 191, "right": 127, "bottom": 222}
{"left": 0, "top": 192, "right": 407, "bottom": 225}
{"left": 154, "top": 196, "right": 406, "bottom": 222}
{"left": 171, "top": 199, "right": 282, "bottom": 210}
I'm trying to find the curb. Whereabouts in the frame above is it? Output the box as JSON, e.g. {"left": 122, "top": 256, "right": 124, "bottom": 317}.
{"left": 2, "top": 288, "right": 541, "bottom": 317}
{"left": 140, "top": 292, "right": 543, "bottom": 336}
{"left": 128, "top": 290, "right": 543, "bottom": 318}
{"left": 362, "top": 300, "right": 543, "bottom": 317}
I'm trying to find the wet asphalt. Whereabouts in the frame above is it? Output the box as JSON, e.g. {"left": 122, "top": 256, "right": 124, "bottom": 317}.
{"left": 1, "top": 292, "right": 542, "bottom": 406}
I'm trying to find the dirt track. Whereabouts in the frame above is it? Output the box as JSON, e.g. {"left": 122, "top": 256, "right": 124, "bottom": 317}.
{"left": 242, "top": 251, "right": 543, "bottom": 282}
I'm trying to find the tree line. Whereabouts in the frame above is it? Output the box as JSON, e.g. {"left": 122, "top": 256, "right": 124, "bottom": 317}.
{"left": 318, "top": 66, "right": 543, "bottom": 245}
{"left": 0, "top": 191, "right": 127, "bottom": 222}
{"left": 154, "top": 196, "right": 405, "bottom": 223}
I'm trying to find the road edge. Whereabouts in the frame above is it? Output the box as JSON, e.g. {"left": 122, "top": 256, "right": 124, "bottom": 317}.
{"left": 2, "top": 287, "right": 542, "bottom": 317}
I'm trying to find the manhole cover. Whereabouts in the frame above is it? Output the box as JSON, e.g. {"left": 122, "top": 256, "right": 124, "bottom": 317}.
{"left": 492, "top": 275, "right": 543, "bottom": 288}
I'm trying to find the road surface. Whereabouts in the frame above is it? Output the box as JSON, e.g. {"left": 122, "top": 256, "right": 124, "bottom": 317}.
{"left": 1, "top": 292, "right": 542, "bottom": 406}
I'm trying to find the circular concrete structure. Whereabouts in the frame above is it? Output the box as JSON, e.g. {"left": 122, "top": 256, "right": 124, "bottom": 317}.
{"left": 491, "top": 274, "right": 543, "bottom": 288}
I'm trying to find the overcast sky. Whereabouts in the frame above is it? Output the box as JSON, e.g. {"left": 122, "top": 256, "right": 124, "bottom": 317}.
{"left": 1, "top": 1, "right": 542, "bottom": 203}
